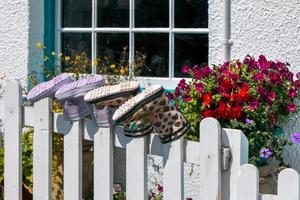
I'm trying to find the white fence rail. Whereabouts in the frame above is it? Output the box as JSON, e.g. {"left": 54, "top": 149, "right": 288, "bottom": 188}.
{"left": 2, "top": 80, "right": 300, "bottom": 200}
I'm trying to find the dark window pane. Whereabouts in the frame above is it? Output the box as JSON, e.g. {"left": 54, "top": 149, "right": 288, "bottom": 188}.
{"left": 174, "top": 34, "right": 208, "bottom": 77}
{"left": 97, "top": 33, "right": 129, "bottom": 74}
{"left": 98, "top": 0, "right": 129, "bottom": 27}
{"left": 135, "top": 0, "right": 169, "bottom": 27}
{"left": 135, "top": 33, "right": 169, "bottom": 77}
{"left": 62, "top": 0, "right": 92, "bottom": 27}
{"left": 61, "top": 33, "right": 92, "bottom": 73}
{"left": 175, "top": 0, "right": 208, "bottom": 28}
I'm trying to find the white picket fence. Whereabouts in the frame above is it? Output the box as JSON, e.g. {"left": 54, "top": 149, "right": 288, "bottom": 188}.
{"left": 2, "top": 80, "right": 300, "bottom": 200}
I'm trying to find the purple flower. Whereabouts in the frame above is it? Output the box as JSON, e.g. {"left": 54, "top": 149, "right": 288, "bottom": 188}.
{"left": 259, "top": 148, "right": 273, "bottom": 159}
{"left": 181, "top": 65, "right": 190, "bottom": 74}
{"left": 287, "top": 103, "right": 297, "bottom": 112}
{"left": 157, "top": 184, "right": 163, "bottom": 193}
{"left": 291, "top": 133, "right": 300, "bottom": 143}
{"left": 194, "top": 82, "right": 204, "bottom": 92}
{"left": 245, "top": 118, "right": 254, "bottom": 125}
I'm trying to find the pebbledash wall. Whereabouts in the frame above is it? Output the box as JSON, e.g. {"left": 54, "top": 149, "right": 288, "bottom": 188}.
{"left": 1, "top": 0, "right": 300, "bottom": 199}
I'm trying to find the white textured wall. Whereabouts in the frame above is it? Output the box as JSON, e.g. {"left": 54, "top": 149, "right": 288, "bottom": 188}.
{"left": 0, "top": 0, "right": 30, "bottom": 95}
{"left": 209, "top": 0, "right": 300, "bottom": 172}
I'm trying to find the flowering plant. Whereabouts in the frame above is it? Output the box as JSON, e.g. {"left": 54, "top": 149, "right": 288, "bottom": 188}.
{"left": 169, "top": 55, "right": 300, "bottom": 165}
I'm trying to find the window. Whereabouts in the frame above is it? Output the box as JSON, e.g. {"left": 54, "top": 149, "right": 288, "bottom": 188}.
{"left": 55, "top": 0, "right": 208, "bottom": 89}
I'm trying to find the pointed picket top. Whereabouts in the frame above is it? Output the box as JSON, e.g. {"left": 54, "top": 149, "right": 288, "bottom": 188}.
{"left": 278, "top": 168, "right": 300, "bottom": 200}
{"left": 237, "top": 164, "right": 259, "bottom": 200}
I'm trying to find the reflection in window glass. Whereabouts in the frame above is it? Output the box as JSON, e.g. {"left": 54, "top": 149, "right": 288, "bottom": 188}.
{"left": 98, "top": 0, "right": 129, "bottom": 27}
{"left": 135, "top": 33, "right": 169, "bottom": 77}
{"left": 62, "top": 0, "right": 92, "bottom": 27}
{"left": 174, "top": 34, "right": 208, "bottom": 77}
{"left": 61, "top": 33, "right": 92, "bottom": 72}
{"left": 175, "top": 0, "right": 208, "bottom": 28}
{"left": 97, "top": 33, "right": 129, "bottom": 74}
{"left": 135, "top": 0, "right": 169, "bottom": 27}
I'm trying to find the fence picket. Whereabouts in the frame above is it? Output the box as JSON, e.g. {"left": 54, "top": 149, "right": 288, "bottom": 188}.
{"left": 94, "top": 126, "right": 114, "bottom": 200}
{"left": 222, "top": 129, "right": 249, "bottom": 200}
{"left": 126, "top": 135, "right": 148, "bottom": 200}
{"left": 199, "top": 118, "right": 222, "bottom": 199}
{"left": 163, "top": 137, "right": 184, "bottom": 200}
{"left": 64, "top": 120, "right": 83, "bottom": 200}
{"left": 237, "top": 164, "right": 259, "bottom": 200}
{"left": 4, "top": 80, "right": 22, "bottom": 200}
{"left": 278, "top": 168, "right": 300, "bottom": 200}
{"left": 33, "top": 98, "right": 52, "bottom": 200}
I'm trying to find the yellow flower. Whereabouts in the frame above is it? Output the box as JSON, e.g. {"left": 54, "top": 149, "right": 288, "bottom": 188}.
{"left": 35, "top": 42, "right": 45, "bottom": 49}
{"left": 75, "top": 55, "right": 81, "bottom": 60}
{"left": 120, "top": 67, "right": 127, "bottom": 75}
{"left": 93, "top": 59, "right": 98, "bottom": 65}
{"left": 65, "top": 56, "right": 70, "bottom": 61}
{"left": 110, "top": 64, "right": 116, "bottom": 69}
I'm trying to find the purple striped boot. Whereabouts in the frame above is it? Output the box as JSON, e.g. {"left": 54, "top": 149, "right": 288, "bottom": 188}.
{"left": 27, "top": 73, "right": 72, "bottom": 102}
{"left": 55, "top": 75, "right": 105, "bottom": 121}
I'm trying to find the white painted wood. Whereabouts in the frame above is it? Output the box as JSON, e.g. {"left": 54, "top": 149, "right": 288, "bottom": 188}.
{"left": 33, "top": 98, "right": 52, "bottom": 200}
{"left": 64, "top": 120, "right": 83, "bottom": 200}
{"left": 278, "top": 168, "right": 300, "bottom": 200}
{"left": 94, "top": 126, "right": 114, "bottom": 200}
{"left": 4, "top": 80, "right": 22, "bottom": 200}
{"left": 222, "top": 128, "right": 249, "bottom": 200}
{"left": 126, "top": 135, "right": 148, "bottom": 200}
{"left": 199, "top": 118, "right": 221, "bottom": 200}
{"left": 163, "top": 137, "right": 184, "bottom": 200}
{"left": 259, "top": 194, "right": 278, "bottom": 200}
{"left": 237, "top": 164, "right": 259, "bottom": 200}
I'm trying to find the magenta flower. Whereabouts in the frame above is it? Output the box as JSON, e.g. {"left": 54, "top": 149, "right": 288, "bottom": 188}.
{"left": 291, "top": 133, "right": 300, "bottom": 143}
{"left": 287, "top": 103, "right": 297, "bottom": 112}
{"left": 258, "top": 55, "right": 270, "bottom": 71}
{"left": 157, "top": 184, "right": 163, "bottom": 193}
{"left": 288, "top": 89, "right": 297, "bottom": 97}
{"left": 178, "top": 79, "right": 188, "bottom": 89}
{"left": 182, "top": 95, "right": 192, "bottom": 102}
{"left": 166, "top": 92, "right": 174, "bottom": 100}
{"left": 259, "top": 148, "right": 273, "bottom": 159}
{"left": 194, "top": 82, "right": 204, "bottom": 92}
{"left": 267, "top": 91, "right": 276, "bottom": 101}
{"left": 181, "top": 65, "right": 190, "bottom": 74}
{"left": 252, "top": 73, "right": 264, "bottom": 81}
{"left": 249, "top": 100, "right": 259, "bottom": 110}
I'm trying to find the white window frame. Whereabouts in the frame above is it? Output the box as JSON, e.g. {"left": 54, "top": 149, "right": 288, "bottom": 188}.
{"left": 55, "top": 0, "right": 208, "bottom": 89}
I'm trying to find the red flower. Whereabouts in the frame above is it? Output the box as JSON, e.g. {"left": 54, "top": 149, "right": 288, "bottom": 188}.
{"left": 202, "top": 109, "right": 214, "bottom": 118}
{"left": 231, "top": 106, "right": 242, "bottom": 119}
{"left": 202, "top": 93, "right": 213, "bottom": 106}
{"left": 236, "top": 84, "right": 250, "bottom": 103}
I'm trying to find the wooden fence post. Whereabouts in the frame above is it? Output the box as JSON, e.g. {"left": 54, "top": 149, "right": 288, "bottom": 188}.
{"left": 163, "top": 137, "right": 184, "bottom": 200}
{"left": 64, "top": 120, "right": 83, "bottom": 200}
{"left": 94, "top": 126, "right": 114, "bottom": 200}
{"left": 126, "top": 135, "right": 148, "bottom": 200}
{"left": 199, "top": 118, "right": 222, "bottom": 199}
{"left": 4, "top": 80, "right": 22, "bottom": 200}
{"left": 222, "top": 129, "right": 249, "bottom": 200}
{"left": 237, "top": 164, "right": 259, "bottom": 200}
{"left": 278, "top": 168, "right": 300, "bottom": 200}
{"left": 33, "top": 98, "right": 52, "bottom": 200}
